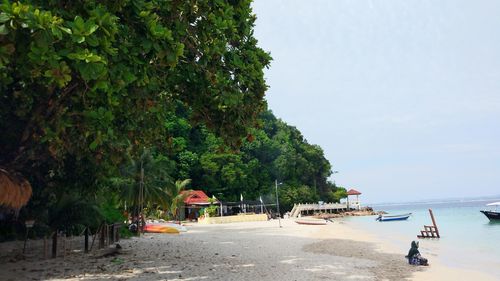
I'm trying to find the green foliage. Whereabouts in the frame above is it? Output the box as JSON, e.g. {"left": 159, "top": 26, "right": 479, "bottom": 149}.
{"left": 47, "top": 193, "right": 102, "bottom": 233}
{"left": 164, "top": 107, "right": 342, "bottom": 211}
{"left": 204, "top": 204, "right": 219, "bottom": 217}
{"left": 0, "top": 0, "right": 270, "bottom": 235}
{"left": 0, "top": 0, "right": 270, "bottom": 174}
{"left": 203, "top": 196, "right": 219, "bottom": 217}
{"left": 279, "top": 184, "right": 320, "bottom": 211}
{"left": 328, "top": 187, "right": 348, "bottom": 203}
{"left": 0, "top": 0, "right": 344, "bottom": 236}
{"left": 165, "top": 179, "right": 191, "bottom": 220}
{"left": 111, "top": 148, "right": 175, "bottom": 214}
{"left": 119, "top": 226, "right": 134, "bottom": 239}
{"left": 98, "top": 193, "right": 126, "bottom": 224}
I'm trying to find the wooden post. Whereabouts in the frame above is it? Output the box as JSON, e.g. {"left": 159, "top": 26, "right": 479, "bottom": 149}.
{"left": 99, "top": 226, "right": 105, "bottom": 249}
{"left": 429, "top": 209, "right": 440, "bottom": 238}
{"left": 62, "top": 234, "right": 66, "bottom": 258}
{"left": 52, "top": 232, "right": 58, "bottom": 258}
{"left": 110, "top": 225, "right": 115, "bottom": 244}
{"left": 84, "top": 227, "right": 89, "bottom": 253}
{"left": 68, "top": 235, "right": 72, "bottom": 256}
{"left": 23, "top": 227, "right": 29, "bottom": 254}
{"left": 90, "top": 229, "right": 97, "bottom": 251}
{"left": 43, "top": 236, "right": 48, "bottom": 259}
{"left": 417, "top": 209, "right": 440, "bottom": 238}
{"left": 116, "top": 224, "right": 120, "bottom": 242}
{"left": 105, "top": 224, "right": 109, "bottom": 246}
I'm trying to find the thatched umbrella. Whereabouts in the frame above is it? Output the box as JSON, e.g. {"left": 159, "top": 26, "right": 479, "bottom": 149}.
{"left": 0, "top": 168, "right": 32, "bottom": 210}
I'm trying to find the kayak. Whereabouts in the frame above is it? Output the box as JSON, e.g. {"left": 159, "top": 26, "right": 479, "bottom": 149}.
{"left": 144, "top": 223, "right": 183, "bottom": 234}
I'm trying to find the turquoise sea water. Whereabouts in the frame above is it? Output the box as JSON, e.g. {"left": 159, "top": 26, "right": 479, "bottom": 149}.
{"left": 344, "top": 198, "right": 500, "bottom": 278}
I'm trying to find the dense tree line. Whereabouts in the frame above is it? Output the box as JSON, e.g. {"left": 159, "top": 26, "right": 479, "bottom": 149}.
{"left": 163, "top": 104, "right": 345, "bottom": 211}
{"left": 0, "top": 1, "right": 344, "bottom": 240}
{"left": 1, "top": 0, "right": 269, "bottom": 235}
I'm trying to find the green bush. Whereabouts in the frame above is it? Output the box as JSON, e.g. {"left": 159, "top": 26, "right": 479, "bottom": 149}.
{"left": 100, "top": 200, "right": 126, "bottom": 224}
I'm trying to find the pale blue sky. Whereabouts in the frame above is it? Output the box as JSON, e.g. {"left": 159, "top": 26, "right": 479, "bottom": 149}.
{"left": 252, "top": 0, "right": 500, "bottom": 203}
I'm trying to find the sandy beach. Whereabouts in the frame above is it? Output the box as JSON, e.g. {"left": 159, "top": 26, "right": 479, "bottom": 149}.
{"left": 0, "top": 218, "right": 496, "bottom": 281}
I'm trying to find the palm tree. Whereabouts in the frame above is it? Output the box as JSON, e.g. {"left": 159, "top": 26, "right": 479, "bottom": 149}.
{"left": 47, "top": 192, "right": 101, "bottom": 257}
{"left": 164, "top": 179, "right": 191, "bottom": 221}
{"left": 112, "top": 149, "right": 174, "bottom": 221}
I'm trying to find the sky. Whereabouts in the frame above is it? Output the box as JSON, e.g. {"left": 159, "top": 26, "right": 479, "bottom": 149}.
{"left": 252, "top": 0, "right": 500, "bottom": 204}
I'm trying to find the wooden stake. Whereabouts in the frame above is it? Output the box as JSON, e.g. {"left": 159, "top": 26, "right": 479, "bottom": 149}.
{"left": 63, "top": 234, "right": 66, "bottom": 258}
{"left": 90, "top": 224, "right": 102, "bottom": 252}
{"left": 417, "top": 209, "right": 440, "bottom": 238}
{"left": 52, "top": 232, "right": 57, "bottom": 258}
{"left": 84, "top": 227, "right": 89, "bottom": 253}
{"left": 43, "top": 236, "right": 48, "bottom": 259}
{"left": 99, "top": 225, "right": 105, "bottom": 249}
{"left": 106, "top": 224, "right": 110, "bottom": 246}
{"left": 116, "top": 224, "right": 120, "bottom": 242}
{"left": 429, "top": 209, "right": 440, "bottom": 238}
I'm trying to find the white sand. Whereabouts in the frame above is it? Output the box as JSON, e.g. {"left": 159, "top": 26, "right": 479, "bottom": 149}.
{"left": 0, "top": 218, "right": 496, "bottom": 281}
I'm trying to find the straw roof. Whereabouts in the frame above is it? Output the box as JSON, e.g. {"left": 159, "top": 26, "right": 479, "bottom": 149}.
{"left": 0, "top": 168, "right": 32, "bottom": 210}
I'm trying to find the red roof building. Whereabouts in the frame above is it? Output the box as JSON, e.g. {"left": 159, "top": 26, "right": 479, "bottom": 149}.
{"left": 182, "top": 190, "right": 212, "bottom": 205}
{"left": 180, "top": 190, "right": 217, "bottom": 221}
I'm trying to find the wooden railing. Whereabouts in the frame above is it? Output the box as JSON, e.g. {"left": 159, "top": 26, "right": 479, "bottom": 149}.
{"left": 289, "top": 202, "right": 351, "bottom": 218}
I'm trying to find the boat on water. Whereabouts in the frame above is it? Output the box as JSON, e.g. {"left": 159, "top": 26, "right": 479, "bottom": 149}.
{"left": 295, "top": 218, "right": 327, "bottom": 225}
{"left": 376, "top": 213, "right": 411, "bottom": 222}
{"left": 480, "top": 202, "right": 500, "bottom": 221}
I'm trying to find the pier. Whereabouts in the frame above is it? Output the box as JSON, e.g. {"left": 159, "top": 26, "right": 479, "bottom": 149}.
{"left": 289, "top": 202, "right": 359, "bottom": 218}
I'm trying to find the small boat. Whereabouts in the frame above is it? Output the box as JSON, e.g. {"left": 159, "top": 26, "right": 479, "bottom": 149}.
{"left": 480, "top": 202, "right": 500, "bottom": 221}
{"left": 376, "top": 213, "right": 411, "bottom": 222}
{"left": 295, "top": 218, "right": 327, "bottom": 225}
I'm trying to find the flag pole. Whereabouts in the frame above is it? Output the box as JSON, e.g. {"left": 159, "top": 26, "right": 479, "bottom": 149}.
{"left": 275, "top": 180, "right": 282, "bottom": 228}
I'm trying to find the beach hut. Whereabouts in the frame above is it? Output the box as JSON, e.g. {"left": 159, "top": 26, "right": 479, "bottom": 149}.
{"left": 346, "top": 189, "right": 362, "bottom": 210}
{"left": 180, "top": 190, "right": 215, "bottom": 220}
{"left": 0, "top": 168, "right": 32, "bottom": 212}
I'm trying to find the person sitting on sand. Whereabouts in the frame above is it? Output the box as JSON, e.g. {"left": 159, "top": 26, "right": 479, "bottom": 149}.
{"left": 406, "top": 241, "right": 428, "bottom": 266}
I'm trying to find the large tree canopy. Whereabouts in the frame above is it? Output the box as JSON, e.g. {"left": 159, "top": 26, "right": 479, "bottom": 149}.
{"left": 0, "top": 1, "right": 344, "bottom": 241}
{"left": 0, "top": 0, "right": 270, "bottom": 183}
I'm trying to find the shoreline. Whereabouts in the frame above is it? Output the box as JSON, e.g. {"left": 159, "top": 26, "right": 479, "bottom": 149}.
{"left": 0, "top": 218, "right": 496, "bottom": 280}
{"left": 333, "top": 217, "right": 498, "bottom": 281}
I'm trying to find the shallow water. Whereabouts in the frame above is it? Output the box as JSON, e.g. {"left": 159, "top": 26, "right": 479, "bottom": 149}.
{"left": 345, "top": 198, "right": 500, "bottom": 278}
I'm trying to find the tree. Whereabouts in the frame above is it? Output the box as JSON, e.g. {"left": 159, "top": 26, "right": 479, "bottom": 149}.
{"left": 165, "top": 179, "right": 191, "bottom": 221}
{"left": 0, "top": 1, "right": 270, "bottom": 174}
{"left": 328, "top": 186, "right": 348, "bottom": 203}
{"left": 47, "top": 192, "right": 102, "bottom": 234}
{"left": 112, "top": 149, "right": 174, "bottom": 217}
{"left": 0, "top": 0, "right": 270, "bottom": 234}
{"left": 279, "top": 184, "right": 319, "bottom": 212}
{"left": 177, "top": 109, "right": 343, "bottom": 209}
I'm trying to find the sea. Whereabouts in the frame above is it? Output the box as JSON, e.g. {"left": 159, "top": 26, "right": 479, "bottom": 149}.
{"left": 344, "top": 197, "right": 500, "bottom": 278}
